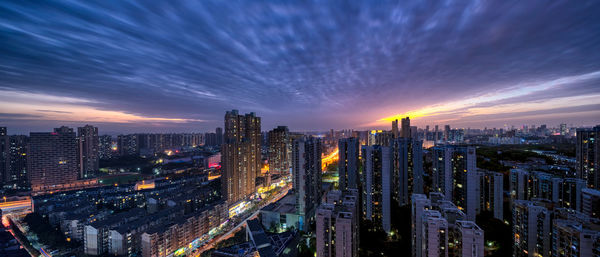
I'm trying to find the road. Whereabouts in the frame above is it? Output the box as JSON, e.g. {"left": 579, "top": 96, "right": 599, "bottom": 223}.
{"left": 193, "top": 184, "right": 292, "bottom": 256}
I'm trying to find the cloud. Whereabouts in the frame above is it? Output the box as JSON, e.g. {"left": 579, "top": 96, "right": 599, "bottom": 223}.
{"left": 0, "top": 0, "right": 599, "bottom": 132}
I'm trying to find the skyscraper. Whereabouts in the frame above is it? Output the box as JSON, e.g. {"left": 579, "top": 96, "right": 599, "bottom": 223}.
{"left": 433, "top": 145, "right": 478, "bottom": 221}
{"left": 7, "top": 135, "right": 28, "bottom": 188}
{"left": 77, "top": 125, "right": 99, "bottom": 178}
{"left": 401, "top": 117, "right": 411, "bottom": 138}
{"left": 0, "top": 127, "right": 8, "bottom": 184}
{"left": 98, "top": 135, "right": 114, "bottom": 159}
{"left": 292, "top": 137, "right": 322, "bottom": 223}
{"left": 338, "top": 137, "right": 359, "bottom": 191}
{"left": 576, "top": 126, "right": 599, "bottom": 189}
{"left": 444, "top": 125, "right": 451, "bottom": 141}
{"left": 268, "top": 126, "right": 290, "bottom": 175}
{"left": 432, "top": 146, "right": 453, "bottom": 201}
{"left": 222, "top": 110, "right": 261, "bottom": 205}
{"left": 28, "top": 126, "right": 78, "bottom": 192}
{"left": 216, "top": 127, "right": 223, "bottom": 146}
{"left": 478, "top": 171, "right": 503, "bottom": 220}
{"left": 392, "top": 119, "right": 399, "bottom": 138}
{"left": 393, "top": 138, "right": 424, "bottom": 205}
{"left": 361, "top": 145, "right": 392, "bottom": 232}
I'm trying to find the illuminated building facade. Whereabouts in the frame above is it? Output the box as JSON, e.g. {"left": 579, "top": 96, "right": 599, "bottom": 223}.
{"left": 512, "top": 200, "right": 551, "bottom": 257}
{"left": 268, "top": 126, "right": 290, "bottom": 175}
{"left": 222, "top": 110, "right": 261, "bottom": 205}
{"left": 361, "top": 145, "right": 392, "bottom": 233}
{"left": 576, "top": 126, "right": 599, "bottom": 189}
{"left": 98, "top": 135, "right": 115, "bottom": 159}
{"left": 316, "top": 190, "right": 358, "bottom": 257}
{"left": 477, "top": 170, "right": 503, "bottom": 220}
{"left": 0, "top": 127, "right": 8, "bottom": 184}
{"left": 28, "top": 126, "right": 78, "bottom": 192}
{"left": 582, "top": 188, "right": 600, "bottom": 219}
{"left": 7, "top": 135, "right": 28, "bottom": 188}
{"left": 292, "top": 137, "right": 322, "bottom": 224}
{"left": 393, "top": 138, "right": 424, "bottom": 205}
{"left": 78, "top": 125, "right": 99, "bottom": 178}
{"left": 338, "top": 137, "right": 359, "bottom": 191}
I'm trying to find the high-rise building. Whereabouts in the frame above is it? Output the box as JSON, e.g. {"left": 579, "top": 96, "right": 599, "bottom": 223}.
{"left": 432, "top": 146, "right": 453, "bottom": 201}
{"left": 393, "top": 138, "right": 424, "bottom": 205}
{"left": 576, "top": 126, "right": 599, "bottom": 189}
{"left": 421, "top": 210, "right": 449, "bottom": 257}
{"left": 222, "top": 110, "right": 261, "bottom": 205}
{"left": 292, "top": 137, "right": 322, "bottom": 226}
{"left": 77, "top": 125, "right": 99, "bottom": 179}
{"left": 401, "top": 117, "right": 411, "bottom": 138}
{"left": 0, "top": 127, "right": 8, "bottom": 184}
{"left": 552, "top": 219, "right": 600, "bottom": 257}
{"left": 452, "top": 146, "right": 478, "bottom": 221}
{"left": 117, "top": 134, "right": 138, "bottom": 156}
{"left": 316, "top": 190, "right": 359, "bottom": 257}
{"left": 392, "top": 120, "right": 399, "bottom": 138}
{"left": 98, "top": 135, "right": 114, "bottom": 159}
{"left": 216, "top": 127, "right": 223, "bottom": 146}
{"left": 338, "top": 137, "right": 359, "bottom": 191}
{"left": 450, "top": 221, "right": 485, "bottom": 257}
{"left": 411, "top": 194, "right": 432, "bottom": 257}
{"left": 478, "top": 171, "right": 503, "bottom": 220}
{"left": 581, "top": 188, "right": 600, "bottom": 219}
{"left": 444, "top": 125, "right": 451, "bottom": 141}
{"left": 512, "top": 200, "right": 551, "bottom": 257}
{"left": 510, "top": 169, "right": 532, "bottom": 202}
{"left": 268, "top": 126, "right": 290, "bottom": 175}
{"left": 555, "top": 178, "right": 586, "bottom": 211}
{"left": 7, "top": 135, "right": 28, "bottom": 188}
{"left": 28, "top": 126, "right": 78, "bottom": 192}
{"left": 361, "top": 145, "right": 392, "bottom": 233}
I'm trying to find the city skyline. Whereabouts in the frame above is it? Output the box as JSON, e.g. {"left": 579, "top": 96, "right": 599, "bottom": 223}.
{"left": 1, "top": 1, "right": 600, "bottom": 133}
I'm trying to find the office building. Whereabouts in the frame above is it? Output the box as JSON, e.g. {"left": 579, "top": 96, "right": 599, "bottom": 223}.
{"left": 451, "top": 146, "right": 478, "bottom": 221}
{"left": 581, "top": 188, "right": 600, "bottom": 219}
{"left": 292, "top": 137, "right": 322, "bottom": 222}
{"left": 478, "top": 171, "right": 503, "bottom": 220}
{"left": 512, "top": 200, "right": 551, "bottom": 257}
{"left": 576, "top": 126, "right": 599, "bottom": 189}
{"left": 338, "top": 137, "right": 359, "bottom": 190}
{"left": 78, "top": 125, "right": 99, "bottom": 178}
{"left": 222, "top": 110, "right": 261, "bottom": 205}
{"left": 28, "top": 126, "right": 78, "bottom": 192}
{"left": 361, "top": 145, "right": 392, "bottom": 232}
{"left": 393, "top": 138, "right": 424, "bottom": 205}
{"left": 268, "top": 126, "right": 290, "bottom": 175}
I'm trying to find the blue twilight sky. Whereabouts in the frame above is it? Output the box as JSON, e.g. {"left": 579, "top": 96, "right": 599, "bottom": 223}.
{"left": 1, "top": 0, "right": 600, "bottom": 134}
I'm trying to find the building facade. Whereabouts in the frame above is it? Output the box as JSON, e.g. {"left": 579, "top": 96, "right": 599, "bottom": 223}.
{"left": 78, "top": 125, "right": 99, "bottom": 178}
{"left": 28, "top": 126, "right": 78, "bottom": 191}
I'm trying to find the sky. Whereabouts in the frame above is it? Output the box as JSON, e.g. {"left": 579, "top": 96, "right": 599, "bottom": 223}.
{"left": 1, "top": 1, "right": 600, "bottom": 134}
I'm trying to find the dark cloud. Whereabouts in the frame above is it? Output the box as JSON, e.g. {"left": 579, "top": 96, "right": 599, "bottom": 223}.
{"left": 1, "top": 0, "right": 599, "bottom": 132}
